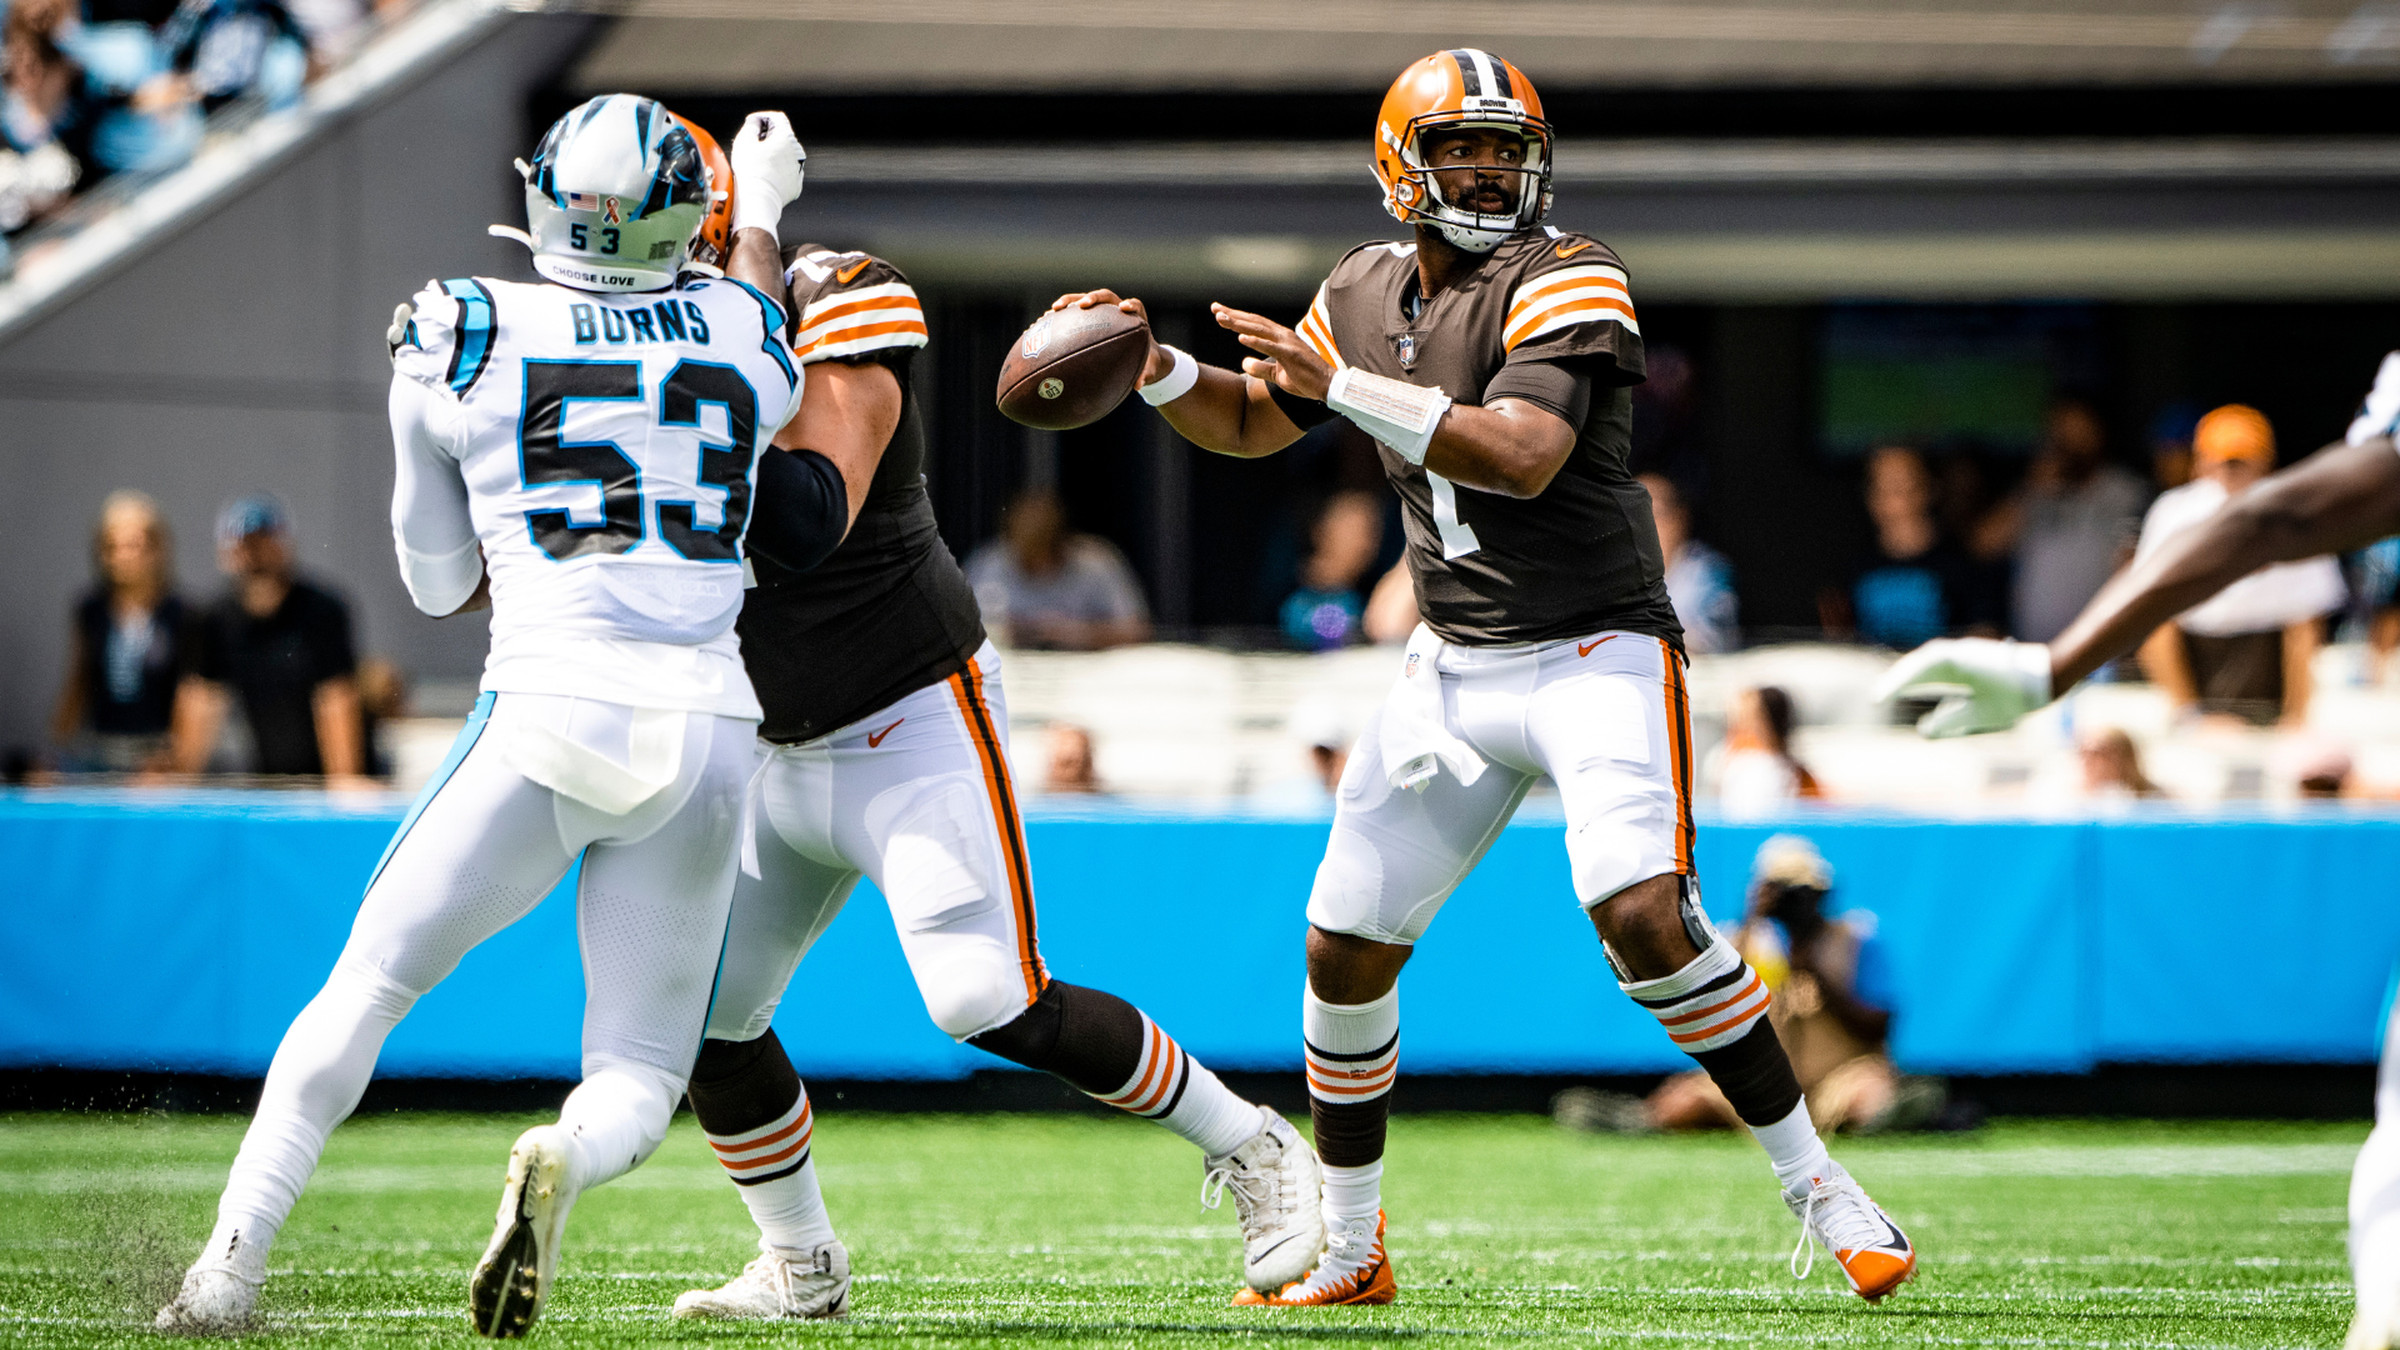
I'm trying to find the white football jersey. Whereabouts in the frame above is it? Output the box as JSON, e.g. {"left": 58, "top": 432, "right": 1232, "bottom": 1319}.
{"left": 390, "top": 273, "right": 803, "bottom": 718}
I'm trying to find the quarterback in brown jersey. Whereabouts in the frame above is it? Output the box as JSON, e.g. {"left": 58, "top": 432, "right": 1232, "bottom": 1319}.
{"left": 665, "top": 242, "right": 1325, "bottom": 1321}
{"left": 1057, "top": 49, "right": 1915, "bottom": 1307}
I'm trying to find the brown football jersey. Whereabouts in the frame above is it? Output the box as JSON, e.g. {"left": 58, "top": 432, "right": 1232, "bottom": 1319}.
{"left": 738, "top": 245, "right": 985, "bottom": 743}
{"left": 1295, "top": 227, "right": 1683, "bottom": 650}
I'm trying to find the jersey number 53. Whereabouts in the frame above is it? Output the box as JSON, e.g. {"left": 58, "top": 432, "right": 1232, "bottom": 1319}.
{"left": 518, "top": 358, "right": 758, "bottom": 563}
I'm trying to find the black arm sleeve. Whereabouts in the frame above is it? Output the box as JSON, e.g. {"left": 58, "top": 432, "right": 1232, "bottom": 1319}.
{"left": 747, "top": 447, "right": 851, "bottom": 573}
{"left": 1267, "top": 381, "right": 1339, "bottom": 430}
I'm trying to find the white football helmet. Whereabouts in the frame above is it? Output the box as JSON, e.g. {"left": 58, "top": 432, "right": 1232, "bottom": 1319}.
{"left": 500, "top": 94, "right": 709, "bottom": 293}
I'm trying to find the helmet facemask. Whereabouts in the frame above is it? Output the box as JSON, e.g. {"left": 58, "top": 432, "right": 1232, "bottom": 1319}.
{"left": 1388, "top": 114, "right": 1553, "bottom": 254}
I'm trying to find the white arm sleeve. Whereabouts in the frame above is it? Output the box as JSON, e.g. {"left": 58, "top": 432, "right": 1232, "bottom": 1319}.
{"left": 387, "top": 373, "right": 483, "bottom": 617}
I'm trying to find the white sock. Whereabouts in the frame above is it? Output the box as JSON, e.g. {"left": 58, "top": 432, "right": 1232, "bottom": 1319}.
{"left": 1321, "top": 1161, "right": 1383, "bottom": 1228}
{"left": 211, "top": 960, "right": 418, "bottom": 1269}
{"left": 1750, "top": 1097, "right": 1835, "bottom": 1191}
{"left": 1089, "top": 1013, "right": 1260, "bottom": 1157}
{"left": 705, "top": 1089, "right": 837, "bottom": 1255}
{"left": 557, "top": 1058, "right": 683, "bottom": 1193}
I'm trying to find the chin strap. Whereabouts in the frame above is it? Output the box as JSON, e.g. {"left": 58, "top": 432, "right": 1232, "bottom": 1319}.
{"left": 487, "top": 223, "right": 534, "bottom": 249}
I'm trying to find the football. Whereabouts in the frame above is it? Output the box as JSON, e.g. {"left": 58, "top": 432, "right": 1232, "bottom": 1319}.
{"left": 995, "top": 302, "right": 1152, "bottom": 430}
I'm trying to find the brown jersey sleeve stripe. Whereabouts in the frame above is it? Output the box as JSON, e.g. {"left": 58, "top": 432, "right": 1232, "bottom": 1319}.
{"left": 1658, "top": 638, "right": 1696, "bottom": 875}
{"left": 945, "top": 661, "right": 1046, "bottom": 1001}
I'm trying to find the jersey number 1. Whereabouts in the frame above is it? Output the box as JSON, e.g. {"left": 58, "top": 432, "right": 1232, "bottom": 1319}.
{"left": 519, "top": 358, "right": 758, "bottom": 563}
{"left": 1427, "top": 470, "right": 1483, "bottom": 560}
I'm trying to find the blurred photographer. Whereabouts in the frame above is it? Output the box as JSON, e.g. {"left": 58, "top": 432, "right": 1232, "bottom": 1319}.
{"left": 1560, "top": 835, "right": 1940, "bottom": 1135}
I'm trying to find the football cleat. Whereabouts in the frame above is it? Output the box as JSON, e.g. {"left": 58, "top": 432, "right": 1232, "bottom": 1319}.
{"left": 1231, "top": 1210, "right": 1396, "bottom": 1307}
{"left": 154, "top": 1230, "right": 266, "bottom": 1334}
{"left": 672, "top": 1241, "right": 851, "bottom": 1320}
{"left": 1785, "top": 1164, "right": 1915, "bottom": 1302}
{"left": 1201, "top": 1107, "right": 1326, "bottom": 1292}
{"left": 467, "top": 1124, "right": 579, "bottom": 1338}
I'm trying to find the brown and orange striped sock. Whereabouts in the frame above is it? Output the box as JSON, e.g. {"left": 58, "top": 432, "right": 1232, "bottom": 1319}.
{"left": 687, "top": 1032, "right": 836, "bottom": 1256}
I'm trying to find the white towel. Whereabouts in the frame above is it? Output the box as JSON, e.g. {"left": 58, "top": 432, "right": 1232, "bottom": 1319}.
{"left": 1376, "top": 625, "right": 1487, "bottom": 792}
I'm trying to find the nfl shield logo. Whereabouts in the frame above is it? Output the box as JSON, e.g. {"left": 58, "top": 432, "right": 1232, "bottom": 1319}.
{"left": 1395, "top": 333, "right": 1419, "bottom": 369}
{"left": 1404, "top": 652, "right": 1421, "bottom": 678}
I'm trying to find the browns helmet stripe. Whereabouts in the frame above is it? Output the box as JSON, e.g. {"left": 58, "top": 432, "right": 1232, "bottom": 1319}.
{"left": 1447, "top": 47, "right": 1484, "bottom": 96}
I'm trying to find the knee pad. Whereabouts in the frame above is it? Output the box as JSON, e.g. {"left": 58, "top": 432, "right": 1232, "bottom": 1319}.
{"left": 577, "top": 1054, "right": 686, "bottom": 1158}
{"left": 917, "top": 938, "right": 1030, "bottom": 1040}
{"left": 328, "top": 956, "right": 424, "bottom": 1022}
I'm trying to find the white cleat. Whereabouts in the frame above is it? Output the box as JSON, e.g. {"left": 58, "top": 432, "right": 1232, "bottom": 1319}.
{"left": 1786, "top": 1161, "right": 1917, "bottom": 1303}
{"left": 672, "top": 1241, "right": 851, "bottom": 1319}
{"left": 2349, "top": 1304, "right": 2399, "bottom": 1350}
{"left": 154, "top": 1254, "right": 264, "bottom": 1334}
{"left": 1202, "top": 1107, "right": 1326, "bottom": 1292}
{"left": 467, "top": 1124, "right": 579, "bottom": 1338}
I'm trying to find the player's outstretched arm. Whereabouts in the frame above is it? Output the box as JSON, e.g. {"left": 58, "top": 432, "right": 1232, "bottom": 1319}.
{"left": 2049, "top": 435, "right": 2400, "bottom": 690}
{"left": 1049, "top": 291, "right": 1308, "bottom": 458}
{"left": 725, "top": 111, "right": 804, "bottom": 322}
{"left": 1879, "top": 435, "right": 2400, "bottom": 736}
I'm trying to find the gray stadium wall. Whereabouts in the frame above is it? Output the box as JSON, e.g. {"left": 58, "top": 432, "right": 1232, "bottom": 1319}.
{"left": 0, "top": 14, "right": 596, "bottom": 752}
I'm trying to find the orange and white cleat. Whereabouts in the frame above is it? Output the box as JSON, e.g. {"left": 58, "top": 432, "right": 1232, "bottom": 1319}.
{"left": 1230, "top": 1211, "right": 1396, "bottom": 1307}
{"left": 1785, "top": 1165, "right": 1915, "bottom": 1302}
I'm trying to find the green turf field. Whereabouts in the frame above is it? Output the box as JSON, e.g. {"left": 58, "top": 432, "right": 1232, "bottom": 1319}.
{"left": 0, "top": 1110, "right": 2363, "bottom": 1348}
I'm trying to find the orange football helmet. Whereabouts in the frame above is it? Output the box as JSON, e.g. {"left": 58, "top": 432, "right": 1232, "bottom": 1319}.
{"left": 1373, "top": 49, "right": 1553, "bottom": 253}
{"left": 673, "top": 112, "right": 735, "bottom": 269}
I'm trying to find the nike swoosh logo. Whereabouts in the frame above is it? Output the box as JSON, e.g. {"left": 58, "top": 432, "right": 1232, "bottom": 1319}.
{"left": 866, "top": 718, "right": 904, "bottom": 747}
{"left": 1253, "top": 1232, "right": 1304, "bottom": 1261}
{"left": 1555, "top": 240, "right": 1594, "bottom": 260}
{"left": 835, "top": 258, "right": 871, "bottom": 284}
{"left": 1578, "top": 636, "right": 1618, "bottom": 657}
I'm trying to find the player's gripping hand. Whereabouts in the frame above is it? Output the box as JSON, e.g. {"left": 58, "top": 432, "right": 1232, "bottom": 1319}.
{"left": 1050, "top": 289, "right": 1172, "bottom": 383}
{"left": 1211, "top": 302, "right": 1332, "bottom": 402}
{"left": 1872, "top": 638, "right": 2055, "bottom": 739}
{"left": 730, "top": 111, "right": 805, "bottom": 237}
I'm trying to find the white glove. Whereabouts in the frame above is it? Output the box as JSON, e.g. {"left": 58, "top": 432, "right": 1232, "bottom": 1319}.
{"left": 1871, "top": 638, "right": 2055, "bottom": 739}
{"left": 385, "top": 300, "right": 415, "bottom": 355}
{"left": 728, "top": 110, "right": 804, "bottom": 239}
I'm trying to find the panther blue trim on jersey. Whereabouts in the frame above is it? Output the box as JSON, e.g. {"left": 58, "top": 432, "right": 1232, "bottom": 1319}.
{"left": 725, "top": 278, "right": 798, "bottom": 391}
{"left": 440, "top": 279, "right": 497, "bottom": 395}
{"left": 362, "top": 690, "right": 495, "bottom": 895}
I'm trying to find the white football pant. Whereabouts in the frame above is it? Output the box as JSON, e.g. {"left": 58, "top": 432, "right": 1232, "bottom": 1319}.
{"left": 1307, "top": 627, "right": 1694, "bottom": 946}
{"left": 2352, "top": 989, "right": 2400, "bottom": 1338}
{"left": 207, "top": 691, "right": 758, "bottom": 1252}
{"left": 709, "top": 641, "right": 1046, "bottom": 1045}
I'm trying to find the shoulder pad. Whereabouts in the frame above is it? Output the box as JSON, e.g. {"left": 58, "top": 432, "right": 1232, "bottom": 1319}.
{"left": 785, "top": 248, "right": 925, "bottom": 363}
{"left": 1502, "top": 232, "right": 1637, "bottom": 353}
{"left": 390, "top": 277, "right": 497, "bottom": 395}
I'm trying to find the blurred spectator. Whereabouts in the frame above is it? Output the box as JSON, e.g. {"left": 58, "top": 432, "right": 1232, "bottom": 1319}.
{"left": 1361, "top": 559, "right": 1416, "bottom": 645}
{"left": 156, "top": 0, "right": 311, "bottom": 116}
{"left": 2, "top": 0, "right": 85, "bottom": 234}
{"left": 2132, "top": 405, "right": 2345, "bottom": 725}
{"left": 2268, "top": 736, "right": 2354, "bottom": 800}
{"left": 1713, "top": 685, "right": 1821, "bottom": 818}
{"left": 1253, "top": 697, "right": 1354, "bottom": 810}
{"left": 169, "top": 493, "right": 365, "bottom": 779}
{"left": 1278, "top": 490, "right": 1381, "bottom": 650}
{"left": 2076, "top": 726, "right": 2159, "bottom": 801}
{"left": 1556, "top": 835, "right": 1942, "bottom": 1136}
{"left": 1637, "top": 472, "right": 1737, "bottom": 654}
{"left": 2148, "top": 402, "right": 2200, "bottom": 492}
{"left": 1042, "top": 722, "right": 1101, "bottom": 795}
{"left": 2343, "top": 536, "right": 2400, "bottom": 684}
{"left": 1986, "top": 398, "right": 2149, "bottom": 642}
{"left": 1821, "top": 445, "right": 1997, "bottom": 649}
{"left": 966, "top": 489, "right": 1149, "bottom": 651}
{"left": 50, "top": 489, "right": 193, "bottom": 772}
{"left": 355, "top": 653, "right": 405, "bottom": 778}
